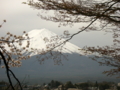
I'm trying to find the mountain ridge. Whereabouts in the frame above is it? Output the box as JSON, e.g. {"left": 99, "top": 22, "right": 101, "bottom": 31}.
{"left": 23, "top": 28, "right": 85, "bottom": 55}
{"left": 0, "top": 28, "right": 118, "bottom": 84}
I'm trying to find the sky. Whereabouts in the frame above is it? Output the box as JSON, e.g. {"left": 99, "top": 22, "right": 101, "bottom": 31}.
{"left": 0, "top": 0, "right": 113, "bottom": 48}
{"left": 0, "top": 0, "right": 117, "bottom": 84}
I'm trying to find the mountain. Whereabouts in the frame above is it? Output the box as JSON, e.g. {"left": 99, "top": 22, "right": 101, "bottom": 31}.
{"left": 0, "top": 28, "right": 118, "bottom": 84}
{"left": 22, "top": 28, "right": 84, "bottom": 55}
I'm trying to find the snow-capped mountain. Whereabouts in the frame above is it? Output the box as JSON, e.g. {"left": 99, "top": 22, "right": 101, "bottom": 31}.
{"left": 23, "top": 28, "right": 85, "bottom": 55}
{"left": 0, "top": 28, "right": 118, "bottom": 84}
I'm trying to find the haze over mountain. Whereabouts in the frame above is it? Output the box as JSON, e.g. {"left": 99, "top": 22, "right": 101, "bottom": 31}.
{"left": 0, "top": 29, "right": 118, "bottom": 84}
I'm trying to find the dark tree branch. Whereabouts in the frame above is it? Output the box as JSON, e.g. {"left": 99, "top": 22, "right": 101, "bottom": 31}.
{"left": 0, "top": 50, "right": 15, "bottom": 90}
{"left": 9, "top": 70, "right": 23, "bottom": 90}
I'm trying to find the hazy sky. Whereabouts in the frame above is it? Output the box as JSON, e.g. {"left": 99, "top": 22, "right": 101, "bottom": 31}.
{"left": 0, "top": 0, "right": 113, "bottom": 48}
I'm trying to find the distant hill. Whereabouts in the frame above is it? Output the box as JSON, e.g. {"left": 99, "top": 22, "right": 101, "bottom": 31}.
{"left": 0, "top": 29, "right": 119, "bottom": 84}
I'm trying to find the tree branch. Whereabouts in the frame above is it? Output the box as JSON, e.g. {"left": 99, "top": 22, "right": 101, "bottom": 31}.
{"left": 0, "top": 50, "right": 15, "bottom": 90}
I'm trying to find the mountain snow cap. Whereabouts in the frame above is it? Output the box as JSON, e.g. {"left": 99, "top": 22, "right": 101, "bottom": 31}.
{"left": 24, "top": 28, "right": 86, "bottom": 55}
